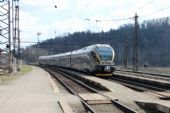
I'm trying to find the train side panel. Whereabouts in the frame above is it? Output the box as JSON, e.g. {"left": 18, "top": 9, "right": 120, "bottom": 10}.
{"left": 71, "top": 52, "right": 95, "bottom": 73}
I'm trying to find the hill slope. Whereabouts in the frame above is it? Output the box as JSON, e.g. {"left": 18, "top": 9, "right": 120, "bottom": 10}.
{"left": 22, "top": 17, "right": 170, "bottom": 67}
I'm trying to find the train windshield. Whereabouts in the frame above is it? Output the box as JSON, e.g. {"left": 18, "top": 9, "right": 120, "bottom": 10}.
{"left": 96, "top": 47, "right": 113, "bottom": 61}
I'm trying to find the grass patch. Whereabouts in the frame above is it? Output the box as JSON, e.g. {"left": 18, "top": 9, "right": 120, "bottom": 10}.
{"left": 18, "top": 65, "right": 32, "bottom": 76}
{"left": 0, "top": 65, "right": 32, "bottom": 84}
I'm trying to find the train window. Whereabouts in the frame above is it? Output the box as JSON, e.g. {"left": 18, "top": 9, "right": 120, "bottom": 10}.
{"left": 83, "top": 47, "right": 87, "bottom": 50}
{"left": 96, "top": 47, "right": 113, "bottom": 61}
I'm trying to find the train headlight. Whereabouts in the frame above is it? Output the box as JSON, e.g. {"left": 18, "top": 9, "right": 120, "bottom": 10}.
{"left": 104, "top": 66, "right": 111, "bottom": 72}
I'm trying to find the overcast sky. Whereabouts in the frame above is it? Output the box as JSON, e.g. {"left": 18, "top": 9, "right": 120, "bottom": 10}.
{"left": 20, "top": 0, "right": 170, "bottom": 47}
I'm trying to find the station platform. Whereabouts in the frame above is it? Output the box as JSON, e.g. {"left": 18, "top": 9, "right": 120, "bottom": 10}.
{"left": 1, "top": 66, "right": 169, "bottom": 113}
{"left": 82, "top": 76, "right": 170, "bottom": 113}
{"left": 0, "top": 66, "right": 77, "bottom": 113}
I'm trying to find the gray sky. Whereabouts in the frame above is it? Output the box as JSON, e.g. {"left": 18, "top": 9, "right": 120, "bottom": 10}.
{"left": 20, "top": 0, "right": 170, "bottom": 47}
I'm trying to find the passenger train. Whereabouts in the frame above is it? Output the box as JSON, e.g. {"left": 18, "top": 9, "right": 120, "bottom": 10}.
{"left": 39, "top": 44, "right": 115, "bottom": 76}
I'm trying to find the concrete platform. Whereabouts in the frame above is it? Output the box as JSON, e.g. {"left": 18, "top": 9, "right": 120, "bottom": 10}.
{"left": 0, "top": 66, "right": 63, "bottom": 113}
{"left": 114, "top": 72, "right": 170, "bottom": 85}
{"left": 135, "top": 100, "right": 170, "bottom": 113}
{"left": 82, "top": 75, "right": 170, "bottom": 113}
{"left": 78, "top": 93, "right": 112, "bottom": 105}
{"left": 58, "top": 100, "right": 74, "bottom": 113}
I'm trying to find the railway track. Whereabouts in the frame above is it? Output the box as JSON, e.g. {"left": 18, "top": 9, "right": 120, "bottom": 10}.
{"left": 110, "top": 74, "right": 170, "bottom": 100}
{"left": 113, "top": 68, "right": 170, "bottom": 91}
{"left": 115, "top": 69, "right": 170, "bottom": 81}
{"left": 43, "top": 66, "right": 138, "bottom": 113}
{"left": 55, "top": 67, "right": 170, "bottom": 100}
{"left": 110, "top": 75, "right": 168, "bottom": 91}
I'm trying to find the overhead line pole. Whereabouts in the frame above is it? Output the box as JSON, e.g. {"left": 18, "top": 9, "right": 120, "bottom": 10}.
{"left": 0, "top": 0, "right": 20, "bottom": 74}
{"left": 12, "top": 0, "right": 15, "bottom": 56}
{"left": 124, "top": 32, "right": 128, "bottom": 68}
{"left": 15, "top": 0, "right": 20, "bottom": 70}
{"left": 133, "top": 13, "right": 139, "bottom": 71}
{"left": 8, "top": 0, "right": 12, "bottom": 73}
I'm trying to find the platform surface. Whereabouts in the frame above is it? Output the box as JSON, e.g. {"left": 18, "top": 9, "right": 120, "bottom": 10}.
{"left": 58, "top": 100, "right": 74, "bottom": 113}
{"left": 0, "top": 66, "right": 63, "bottom": 113}
{"left": 82, "top": 75, "right": 170, "bottom": 112}
{"left": 78, "top": 93, "right": 111, "bottom": 104}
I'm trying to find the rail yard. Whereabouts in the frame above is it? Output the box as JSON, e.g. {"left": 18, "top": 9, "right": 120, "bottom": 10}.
{"left": 0, "top": 65, "right": 170, "bottom": 113}
{"left": 43, "top": 65, "right": 170, "bottom": 113}
{"left": 1, "top": 0, "right": 170, "bottom": 113}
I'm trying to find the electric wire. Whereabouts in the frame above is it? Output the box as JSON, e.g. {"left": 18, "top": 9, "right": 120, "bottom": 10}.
{"left": 50, "top": 0, "right": 71, "bottom": 35}
{"left": 108, "top": 0, "right": 155, "bottom": 22}
{"left": 68, "top": 1, "right": 91, "bottom": 32}
{"left": 81, "top": 0, "right": 155, "bottom": 23}
{"left": 50, "top": 0, "right": 160, "bottom": 33}
{"left": 140, "top": 6, "right": 170, "bottom": 19}
{"left": 137, "top": 0, "right": 155, "bottom": 11}
{"left": 47, "top": 0, "right": 155, "bottom": 40}
{"left": 50, "top": 0, "right": 91, "bottom": 34}
{"left": 20, "top": 41, "right": 37, "bottom": 43}
{"left": 82, "top": 3, "right": 170, "bottom": 23}
{"left": 81, "top": 17, "right": 133, "bottom": 22}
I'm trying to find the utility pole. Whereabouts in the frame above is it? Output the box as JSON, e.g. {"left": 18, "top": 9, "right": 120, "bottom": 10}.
{"left": 11, "top": 0, "right": 20, "bottom": 71}
{"left": 133, "top": 13, "right": 139, "bottom": 71}
{"left": 18, "top": 29, "right": 20, "bottom": 67}
{"left": 124, "top": 32, "right": 128, "bottom": 68}
{"left": 8, "top": 0, "right": 12, "bottom": 73}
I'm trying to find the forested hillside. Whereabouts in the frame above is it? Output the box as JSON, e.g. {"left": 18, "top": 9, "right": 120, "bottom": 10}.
{"left": 22, "top": 17, "right": 170, "bottom": 67}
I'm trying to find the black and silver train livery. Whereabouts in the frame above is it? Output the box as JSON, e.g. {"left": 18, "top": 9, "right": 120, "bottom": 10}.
{"left": 39, "top": 44, "right": 115, "bottom": 76}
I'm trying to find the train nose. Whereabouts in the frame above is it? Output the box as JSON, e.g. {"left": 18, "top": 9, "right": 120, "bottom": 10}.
{"left": 104, "top": 66, "right": 111, "bottom": 72}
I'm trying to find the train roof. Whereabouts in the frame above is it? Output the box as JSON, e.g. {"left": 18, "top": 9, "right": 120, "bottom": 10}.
{"left": 71, "top": 44, "right": 112, "bottom": 54}
{"left": 39, "top": 44, "right": 113, "bottom": 59}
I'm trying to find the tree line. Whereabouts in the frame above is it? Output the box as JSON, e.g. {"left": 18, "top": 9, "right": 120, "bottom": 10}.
{"left": 21, "top": 17, "right": 170, "bottom": 67}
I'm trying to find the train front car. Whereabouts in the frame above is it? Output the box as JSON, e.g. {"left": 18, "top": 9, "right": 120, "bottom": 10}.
{"left": 92, "top": 44, "right": 115, "bottom": 76}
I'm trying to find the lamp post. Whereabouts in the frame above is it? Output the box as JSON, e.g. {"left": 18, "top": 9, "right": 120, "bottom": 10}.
{"left": 36, "top": 32, "right": 41, "bottom": 64}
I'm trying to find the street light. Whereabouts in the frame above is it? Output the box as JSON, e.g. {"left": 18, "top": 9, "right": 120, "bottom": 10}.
{"left": 36, "top": 32, "right": 41, "bottom": 64}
